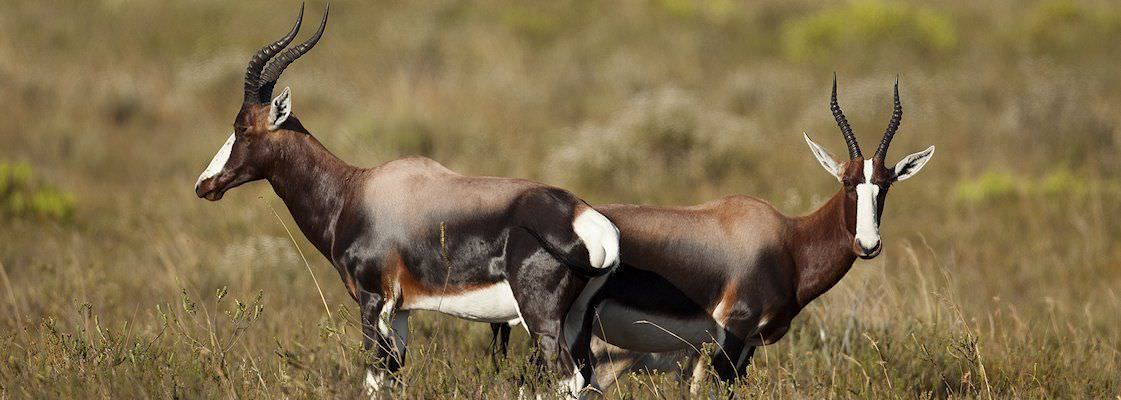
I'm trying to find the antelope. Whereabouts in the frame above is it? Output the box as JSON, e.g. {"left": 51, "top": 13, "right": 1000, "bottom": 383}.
{"left": 192, "top": 4, "right": 620, "bottom": 396}
{"left": 493, "top": 77, "right": 935, "bottom": 392}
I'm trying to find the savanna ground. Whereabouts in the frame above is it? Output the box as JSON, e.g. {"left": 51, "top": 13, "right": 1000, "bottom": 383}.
{"left": 2, "top": 0, "right": 1120, "bottom": 398}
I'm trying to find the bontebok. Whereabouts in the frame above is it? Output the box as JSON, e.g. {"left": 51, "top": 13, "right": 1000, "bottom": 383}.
{"left": 494, "top": 76, "right": 935, "bottom": 393}
{"left": 193, "top": 4, "right": 619, "bottom": 397}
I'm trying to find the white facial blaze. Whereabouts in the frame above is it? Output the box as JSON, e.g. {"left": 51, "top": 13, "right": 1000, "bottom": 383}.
{"left": 854, "top": 159, "right": 880, "bottom": 249}
{"left": 196, "top": 133, "right": 235, "bottom": 188}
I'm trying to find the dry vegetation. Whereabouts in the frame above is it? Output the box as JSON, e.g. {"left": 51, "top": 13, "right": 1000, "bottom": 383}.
{"left": 2, "top": 0, "right": 1120, "bottom": 398}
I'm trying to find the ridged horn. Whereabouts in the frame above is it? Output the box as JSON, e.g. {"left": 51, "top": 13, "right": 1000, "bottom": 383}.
{"left": 831, "top": 74, "right": 862, "bottom": 160}
{"left": 874, "top": 78, "right": 903, "bottom": 160}
{"left": 244, "top": 3, "right": 304, "bottom": 104}
{"left": 257, "top": 2, "right": 329, "bottom": 103}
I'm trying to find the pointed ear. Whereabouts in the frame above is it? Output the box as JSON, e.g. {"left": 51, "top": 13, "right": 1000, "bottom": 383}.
{"left": 804, "top": 132, "right": 843, "bottom": 181}
{"left": 891, "top": 145, "right": 935, "bottom": 182}
{"left": 268, "top": 87, "right": 292, "bottom": 131}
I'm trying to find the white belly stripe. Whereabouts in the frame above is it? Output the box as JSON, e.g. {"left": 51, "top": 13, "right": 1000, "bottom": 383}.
{"left": 402, "top": 280, "right": 520, "bottom": 323}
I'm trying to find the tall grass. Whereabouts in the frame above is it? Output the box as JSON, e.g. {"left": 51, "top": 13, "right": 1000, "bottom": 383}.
{"left": 1, "top": 0, "right": 1119, "bottom": 398}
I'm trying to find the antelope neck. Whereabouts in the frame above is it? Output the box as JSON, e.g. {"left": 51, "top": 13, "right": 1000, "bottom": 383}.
{"left": 791, "top": 189, "right": 858, "bottom": 306}
{"left": 264, "top": 134, "right": 364, "bottom": 256}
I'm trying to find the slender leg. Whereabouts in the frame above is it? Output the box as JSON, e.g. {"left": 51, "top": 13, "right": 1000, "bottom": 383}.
{"left": 360, "top": 291, "right": 386, "bottom": 396}
{"left": 506, "top": 249, "right": 588, "bottom": 398}
{"left": 489, "top": 322, "right": 512, "bottom": 368}
{"left": 563, "top": 274, "right": 609, "bottom": 394}
{"left": 712, "top": 333, "right": 754, "bottom": 395}
{"left": 361, "top": 291, "right": 408, "bottom": 397}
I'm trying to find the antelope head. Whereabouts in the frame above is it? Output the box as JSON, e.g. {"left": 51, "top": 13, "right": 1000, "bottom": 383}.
{"left": 803, "top": 76, "right": 935, "bottom": 259}
{"left": 195, "top": 3, "right": 329, "bottom": 201}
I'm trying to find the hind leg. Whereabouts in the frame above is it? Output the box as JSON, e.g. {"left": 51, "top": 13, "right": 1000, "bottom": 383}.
{"left": 505, "top": 244, "right": 590, "bottom": 397}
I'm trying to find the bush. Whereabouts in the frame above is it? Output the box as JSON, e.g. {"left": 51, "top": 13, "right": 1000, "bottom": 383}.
{"left": 0, "top": 162, "right": 75, "bottom": 221}
{"left": 1019, "top": 0, "right": 1121, "bottom": 57}
{"left": 954, "top": 168, "right": 1095, "bottom": 204}
{"left": 543, "top": 89, "right": 760, "bottom": 203}
{"left": 781, "top": 0, "right": 956, "bottom": 63}
{"left": 954, "top": 170, "right": 1017, "bottom": 204}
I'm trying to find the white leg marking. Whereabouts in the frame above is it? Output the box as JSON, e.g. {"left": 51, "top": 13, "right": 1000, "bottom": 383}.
{"left": 854, "top": 160, "right": 881, "bottom": 249}
{"left": 196, "top": 133, "right": 235, "bottom": 188}
{"left": 689, "top": 358, "right": 709, "bottom": 395}
{"left": 556, "top": 366, "right": 585, "bottom": 399}
{"left": 390, "top": 311, "right": 410, "bottom": 360}
{"left": 364, "top": 369, "right": 385, "bottom": 396}
{"left": 572, "top": 209, "right": 621, "bottom": 269}
{"left": 376, "top": 301, "right": 394, "bottom": 337}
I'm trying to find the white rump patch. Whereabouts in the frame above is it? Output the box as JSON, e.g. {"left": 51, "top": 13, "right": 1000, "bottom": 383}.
{"left": 854, "top": 160, "right": 881, "bottom": 248}
{"left": 196, "top": 133, "right": 235, "bottom": 188}
{"left": 572, "top": 209, "right": 621, "bottom": 269}
{"left": 402, "top": 281, "right": 520, "bottom": 323}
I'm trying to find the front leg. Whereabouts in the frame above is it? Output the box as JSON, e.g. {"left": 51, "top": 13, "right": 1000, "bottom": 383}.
{"left": 360, "top": 290, "right": 409, "bottom": 396}
{"left": 691, "top": 330, "right": 756, "bottom": 397}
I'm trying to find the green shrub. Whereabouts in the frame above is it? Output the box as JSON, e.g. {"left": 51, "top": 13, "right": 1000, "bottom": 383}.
{"left": 781, "top": 0, "right": 956, "bottom": 63}
{"left": 1036, "top": 167, "right": 1089, "bottom": 199}
{"left": 0, "top": 162, "right": 75, "bottom": 221}
{"left": 954, "top": 171, "right": 1017, "bottom": 204}
{"left": 954, "top": 168, "right": 1095, "bottom": 204}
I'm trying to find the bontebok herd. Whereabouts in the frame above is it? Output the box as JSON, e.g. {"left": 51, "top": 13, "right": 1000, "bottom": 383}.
{"left": 195, "top": 3, "right": 934, "bottom": 398}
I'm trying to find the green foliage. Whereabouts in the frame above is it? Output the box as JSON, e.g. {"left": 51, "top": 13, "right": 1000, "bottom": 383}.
{"left": 954, "top": 171, "right": 1017, "bottom": 203}
{"left": 781, "top": 0, "right": 957, "bottom": 62}
{"left": 0, "top": 162, "right": 74, "bottom": 221}
{"left": 954, "top": 168, "right": 1096, "bottom": 204}
{"left": 654, "top": 0, "right": 740, "bottom": 20}
{"left": 1020, "top": 0, "right": 1121, "bottom": 56}
{"left": 1036, "top": 167, "right": 1089, "bottom": 199}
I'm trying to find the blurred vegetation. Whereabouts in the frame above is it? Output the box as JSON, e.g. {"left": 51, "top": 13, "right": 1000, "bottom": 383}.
{"left": 1020, "top": 0, "right": 1121, "bottom": 57}
{"left": 0, "top": 162, "right": 74, "bottom": 221}
{"left": 1, "top": 0, "right": 1119, "bottom": 398}
{"left": 954, "top": 167, "right": 1103, "bottom": 203}
{"left": 781, "top": 0, "right": 957, "bottom": 63}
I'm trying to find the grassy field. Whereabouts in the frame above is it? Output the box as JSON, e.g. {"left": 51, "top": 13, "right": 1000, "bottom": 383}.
{"left": 2, "top": 0, "right": 1120, "bottom": 398}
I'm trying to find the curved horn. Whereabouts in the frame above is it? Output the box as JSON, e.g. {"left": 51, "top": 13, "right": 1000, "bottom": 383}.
{"left": 874, "top": 78, "right": 903, "bottom": 159}
{"left": 831, "top": 74, "right": 862, "bottom": 160}
{"left": 244, "top": 3, "right": 304, "bottom": 104}
{"left": 257, "top": 3, "right": 329, "bottom": 103}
